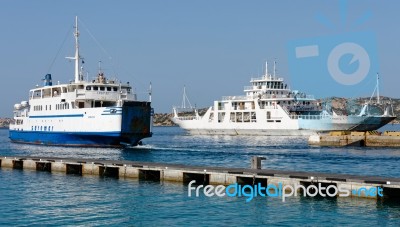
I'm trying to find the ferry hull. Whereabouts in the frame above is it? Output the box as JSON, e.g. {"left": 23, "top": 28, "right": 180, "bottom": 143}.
{"left": 173, "top": 116, "right": 396, "bottom": 136}
{"left": 184, "top": 129, "right": 316, "bottom": 136}
{"left": 298, "top": 116, "right": 396, "bottom": 132}
{"left": 9, "top": 101, "right": 153, "bottom": 147}
{"left": 8, "top": 131, "right": 144, "bottom": 147}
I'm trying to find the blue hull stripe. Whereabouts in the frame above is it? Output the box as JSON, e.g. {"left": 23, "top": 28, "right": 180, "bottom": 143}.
{"left": 9, "top": 130, "right": 143, "bottom": 147}
{"left": 29, "top": 114, "right": 84, "bottom": 118}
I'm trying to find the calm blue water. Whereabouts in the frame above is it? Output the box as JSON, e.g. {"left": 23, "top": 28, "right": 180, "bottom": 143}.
{"left": 1, "top": 125, "right": 400, "bottom": 225}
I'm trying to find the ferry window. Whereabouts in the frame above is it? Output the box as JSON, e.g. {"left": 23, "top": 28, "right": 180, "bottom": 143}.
{"left": 40, "top": 126, "right": 42, "bottom": 131}
{"left": 49, "top": 105, "right": 51, "bottom": 110}
{"left": 127, "top": 88, "right": 131, "bottom": 94}
{"left": 266, "top": 111, "right": 271, "bottom": 120}
{"left": 44, "top": 126, "right": 47, "bottom": 131}
{"left": 107, "top": 87, "right": 111, "bottom": 91}
{"left": 35, "top": 126, "right": 37, "bottom": 131}
{"left": 45, "top": 105, "right": 47, "bottom": 111}
{"left": 93, "top": 86, "right": 98, "bottom": 91}
{"left": 86, "top": 86, "right": 91, "bottom": 90}
{"left": 31, "top": 126, "right": 33, "bottom": 131}
{"left": 100, "top": 86, "right": 105, "bottom": 91}
{"left": 113, "top": 87, "right": 117, "bottom": 91}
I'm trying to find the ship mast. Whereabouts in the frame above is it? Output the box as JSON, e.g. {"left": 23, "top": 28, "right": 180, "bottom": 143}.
{"left": 74, "top": 16, "right": 80, "bottom": 83}
{"left": 376, "top": 73, "right": 380, "bottom": 104}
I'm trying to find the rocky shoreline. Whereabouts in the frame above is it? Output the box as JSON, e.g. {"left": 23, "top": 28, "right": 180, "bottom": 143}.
{"left": 152, "top": 113, "right": 176, "bottom": 126}
{"left": 0, "top": 118, "right": 13, "bottom": 128}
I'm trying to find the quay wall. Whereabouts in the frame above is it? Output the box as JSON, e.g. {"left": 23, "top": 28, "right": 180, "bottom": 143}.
{"left": 1, "top": 156, "right": 400, "bottom": 200}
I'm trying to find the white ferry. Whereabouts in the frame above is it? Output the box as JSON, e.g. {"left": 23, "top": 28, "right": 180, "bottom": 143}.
{"left": 9, "top": 17, "right": 153, "bottom": 147}
{"left": 172, "top": 62, "right": 395, "bottom": 135}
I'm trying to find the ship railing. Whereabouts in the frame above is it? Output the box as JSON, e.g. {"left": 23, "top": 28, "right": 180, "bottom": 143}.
{"left": 260, "top": 94, "right": 292, "bottom": 99}
{"left": 288, "top": 106, "right": 321, "bottom": 112}
{"left": 176, "top": 116, "right": 199, "bottom": 121}
{"left": 244, "top": 86, "right": 255, "bottom": 90}
{"left": 250, "top": 76, "right": 284, "bottom": 81}
{"left": 295, "top": 95, "right": 315, "bottom": 99}
{"left": 259, "top": 105, "right": 279, "bottom": 110}
{"left": 222, "top": 96, "right": 249, "bottom": 101}
{"left": 257, "top": 94, "right": 315, "bottom": 100}
{"left": 298, "top": 115, "right": 323, "bottom": 120}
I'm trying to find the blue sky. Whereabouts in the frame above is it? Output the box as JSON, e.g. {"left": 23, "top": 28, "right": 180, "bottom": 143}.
{"left": 0, "top": 0, "right": 399, "bottom": 117}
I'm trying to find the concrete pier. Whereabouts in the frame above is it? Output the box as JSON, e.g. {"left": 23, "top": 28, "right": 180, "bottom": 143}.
{"left": 1, "top": 156, "right": 400, "bottom": 200}
{"left": 309, "top": 131, "right": 400, "bottom": 147}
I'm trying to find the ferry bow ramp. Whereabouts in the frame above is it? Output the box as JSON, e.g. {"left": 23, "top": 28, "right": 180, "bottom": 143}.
{"left": 121, "top": 101, "right": 153, "bottom": 146}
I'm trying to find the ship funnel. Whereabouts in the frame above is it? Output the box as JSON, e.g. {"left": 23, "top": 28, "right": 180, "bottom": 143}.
{"left": 44, "top": 74, "right": 53, "bottom": 86}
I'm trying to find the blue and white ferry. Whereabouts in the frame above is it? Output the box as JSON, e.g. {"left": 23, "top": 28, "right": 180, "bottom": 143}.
{"left": 9, "top": 17, "right": 153, "bottom": 147}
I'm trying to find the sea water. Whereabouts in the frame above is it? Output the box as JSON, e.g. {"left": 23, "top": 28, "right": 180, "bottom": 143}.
{"left": 0, "top": 126, "right": 400, "bottom": 225}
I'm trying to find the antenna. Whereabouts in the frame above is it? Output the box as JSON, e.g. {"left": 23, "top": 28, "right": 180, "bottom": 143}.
{"left": 273, "top": 60, "right": 276, "bottom": 78}
{"left": 98, "top": 60, "right": 102, "bottom": 73}
{"left": 376, "top": 73, "right": 380, "bottom": 104}
{"left": 74, "top": 16, "right": 80, "bottom": 83}
{"left": 265, "top": 60, "right": 268, "bottom": 77}
{"left": 181, "top": 86, "right": 193, "bottom": 109}
{"left": 149, "top": 82, "right": 152, "bottom": 102}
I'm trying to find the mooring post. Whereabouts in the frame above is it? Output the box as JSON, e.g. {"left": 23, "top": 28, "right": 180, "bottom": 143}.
{"left": 251, "top": 156, "right": 266, "bottom": 169}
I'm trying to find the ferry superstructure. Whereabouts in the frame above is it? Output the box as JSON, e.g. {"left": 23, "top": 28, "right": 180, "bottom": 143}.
{"left": 172, "top": 62, "right": 395, "bottom": 136}
{"left": 9, "top": 17, "right": 152, "bottom": 147}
